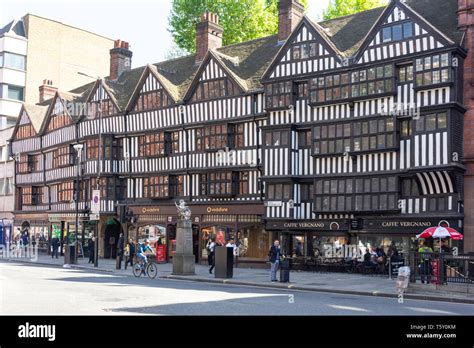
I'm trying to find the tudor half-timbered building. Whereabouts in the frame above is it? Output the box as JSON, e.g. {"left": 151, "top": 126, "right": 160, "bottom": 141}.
{"left": 261, "top": 0, "right": 466, "bottom": 260}
{"left": 10, "top": 14, "right": 280, "bottom": 262}
{"left": 9, "top": 0, "right": 471, "bottom": 265}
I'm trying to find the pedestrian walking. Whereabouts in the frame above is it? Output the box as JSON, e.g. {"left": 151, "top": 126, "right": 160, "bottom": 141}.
{"left": 268, "top": 240, "right": 281, "bottom": 282}
{"left": 51, "top": 236, "right": 60, "bottom": 259}
{"left": 88, "top": 237, "right": 95, "bottom": 264}
{"left": 125, "top": 239, "right": 136, "bottom": 268}
{"left": 207, "top": 238, "right": 216, "bottom": 273}
{"left": 226, "top": 239, "right": 237, "bottom": 265}
{"left": 117, "top": 233, "right": 125, "bottom": 269}
{"left": 22, "top": 231, "right": 29, "bottom": 253}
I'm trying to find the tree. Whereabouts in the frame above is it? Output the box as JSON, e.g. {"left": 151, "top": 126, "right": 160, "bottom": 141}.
{"left": 164, "top": 42, "right": 190, "bottom": 60}
{"left": 322, "top": 0, "right": 388, "bottom": 21}
{"left": 169, "top": 0, "right": 307, "bottom": 54}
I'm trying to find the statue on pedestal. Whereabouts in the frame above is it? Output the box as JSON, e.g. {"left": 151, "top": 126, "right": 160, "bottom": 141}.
{"left": 175, "top": 199, "right": 191, "bottom": 221}
{"left": 172, "top": 200, "right": 195, "bottom": 275}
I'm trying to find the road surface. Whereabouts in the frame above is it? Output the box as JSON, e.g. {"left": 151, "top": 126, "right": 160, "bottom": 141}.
{"left": 1, "top": 262, "right": 473, "bottom": 315}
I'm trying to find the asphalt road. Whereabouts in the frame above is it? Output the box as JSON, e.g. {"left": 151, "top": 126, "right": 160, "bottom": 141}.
{"left": 1, "top": 262, "right": 473, "bottom": 315}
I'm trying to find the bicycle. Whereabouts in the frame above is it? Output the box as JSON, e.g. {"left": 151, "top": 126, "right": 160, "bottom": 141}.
{"left": 132, "top": 255, "right": 158, "bottom": 279}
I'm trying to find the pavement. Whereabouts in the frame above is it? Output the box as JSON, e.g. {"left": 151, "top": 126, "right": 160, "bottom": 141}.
{"left": 1, "top": 253, "right": 474, "bottom": 305}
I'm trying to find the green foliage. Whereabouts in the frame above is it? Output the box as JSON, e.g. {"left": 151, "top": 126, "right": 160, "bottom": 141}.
{"left": 169, "top": 0, "right": 307, "bottom": 53}
{"left": 322, "top": 0, "right": 388, "bottom": 21}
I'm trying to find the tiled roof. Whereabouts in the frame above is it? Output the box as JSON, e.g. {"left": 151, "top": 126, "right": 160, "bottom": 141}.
{"left": 18, "top": 0, "right": 463, "bottom": 134}
{"left": 22, "top": 104, "right": 48, "bottom": 134}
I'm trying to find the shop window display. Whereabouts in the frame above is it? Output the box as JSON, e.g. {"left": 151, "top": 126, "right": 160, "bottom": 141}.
{"left": 308, "top": 235, "right": 349, "bottom": 259}
{"left": 135, "top": 224, "right": 166, "bottom": 250}
{"left": 358, "top": 235, "right": 418, "bottom": 261}
{"left": 200, "top": 225, "right": 269, "bottom": 260}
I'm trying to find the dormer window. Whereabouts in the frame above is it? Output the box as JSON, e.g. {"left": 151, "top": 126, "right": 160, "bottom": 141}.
{"left": 382, "top": 21, "right": 413, "bottom": 43}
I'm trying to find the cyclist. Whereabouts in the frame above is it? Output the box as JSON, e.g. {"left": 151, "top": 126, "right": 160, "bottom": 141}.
{"left": 137, "top": 239, "right": 153, "bottom": 273}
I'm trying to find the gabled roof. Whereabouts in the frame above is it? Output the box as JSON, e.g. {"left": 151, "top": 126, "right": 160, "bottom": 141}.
{"left": 39, "top": 92, "right": 79, "bottom": 134}
{"left": 262, "top": 17, "right": 345, "bottom": 80}
{"left": 317, "top": 0, "right": 463, "bottom": 59}
{"left": 22, "top": 104, "right": 48, "bottom": 134}
{"left": 183, "top": 50, "right": 248, "bottom": 102}
{"left": 11, "top": 103, "right": 47, "bottom": 142}
{"left": 19, "top": 0, "right": 463, "bottom": 132}
{"left": 318, "top": 7, "right": 386, "bottom": 57}
{"left": 124, "top": 64, "right": 180, "bottom": 111}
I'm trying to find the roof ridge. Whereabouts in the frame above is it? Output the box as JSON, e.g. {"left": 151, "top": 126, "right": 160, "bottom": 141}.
{"left": 217, "top": 34, "right": 278, "bottom": 50}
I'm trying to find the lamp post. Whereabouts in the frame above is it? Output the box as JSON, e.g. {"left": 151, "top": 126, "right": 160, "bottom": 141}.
{"left": 72, "top": 143, "right": 83, "bottom": 264}
{"left": 78, "top": 71, "right": 102, "bottom": 267}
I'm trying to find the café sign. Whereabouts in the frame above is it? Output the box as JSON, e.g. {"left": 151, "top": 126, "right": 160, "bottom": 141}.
{"left": 267, "top": 220, "right": 348, "bottom": 231}
{"left": 364, "top": 219, "right": 460, "bottom": 231}
{"left": 284, "top": 222, "right": 325, "bottom": 229}
{"left": 380, "top": 221, "right": 432, "bottom": 228}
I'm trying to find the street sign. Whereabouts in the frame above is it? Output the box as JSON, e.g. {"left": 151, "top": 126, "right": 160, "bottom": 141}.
{"left": 90, "top": 213, "right": 100, "bottom": 221}
{"left": 91, "top": 190, "right": 100, "bottom": 214}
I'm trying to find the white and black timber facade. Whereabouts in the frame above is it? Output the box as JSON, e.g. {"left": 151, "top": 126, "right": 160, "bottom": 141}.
{"left": 9, "top": 0, "right": 469, "bottom": 264}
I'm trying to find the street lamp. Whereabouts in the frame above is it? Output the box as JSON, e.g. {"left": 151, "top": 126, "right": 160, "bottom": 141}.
{"left": 73, "top": 143, "right": 83, "bottom": 265}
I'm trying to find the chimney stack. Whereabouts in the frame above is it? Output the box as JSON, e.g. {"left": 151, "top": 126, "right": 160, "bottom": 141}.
{"left": 38, "top": 79, "right": 57, "bottom": 103}
{"left": 109, "top": 39, "right": 132, "bottom": 81}
{"left": 459, "top": 0, "right": 474, "bottom": 253}
{"left": 195, "top": 12, "right": 223, "bottom": 65}
{"left": 278, "top": 0, "right": 305, "bottom": 42}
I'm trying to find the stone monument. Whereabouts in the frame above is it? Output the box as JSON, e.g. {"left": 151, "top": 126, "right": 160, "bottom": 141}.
{"left": 172, "top": 200, "right": 195, "bottom": 275}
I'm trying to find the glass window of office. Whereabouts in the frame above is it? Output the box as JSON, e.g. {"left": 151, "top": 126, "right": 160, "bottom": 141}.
{"left": 0, "top": 53, "right": 26, "bottom": 70}
{"left": 7, "top": 85, "right": 24, "bottom": 101}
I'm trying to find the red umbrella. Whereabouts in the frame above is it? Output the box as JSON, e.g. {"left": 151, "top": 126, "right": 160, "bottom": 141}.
{"left": 416, "top": 226, "right": 463, "bottom": 240}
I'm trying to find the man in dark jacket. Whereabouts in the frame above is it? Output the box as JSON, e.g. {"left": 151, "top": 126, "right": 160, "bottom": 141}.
{"left": 268, "top": 240, "right": 281, "bottom": 282}
{"left": 88, "top": 237, "right": 95, "bottom": 264}
{"left": 126, "top": 238, "right": 136, "bottom": 268}
{"left": 21, "top": 231, "right": 29, "bottom": 253}
{"left": 51, "top": 236, "right": 60, "bottom": 258}
{"left": 116, "top": 233, "right": 125, "bottom": 269}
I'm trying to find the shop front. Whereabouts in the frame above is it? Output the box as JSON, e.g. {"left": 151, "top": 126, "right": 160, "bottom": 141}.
{"left": 127, "top": 204, "right": 267, "bottom": 265}
{"left": 356, "top": 217, "right": 464, "bottom": 259}
{"left": 266, "top": 220, "right": 352, "bottom": 269}
{"left": 266, "top": 217, "right": 464, "bottom": 272}
{"left": 48, "top": 213, "right": 89, "bottom": 257}
{"left": 127, "top": 206, "right": 180, "bottom": 263}
{"left": 13, "top": 213, "right": 49, "bottom": 253}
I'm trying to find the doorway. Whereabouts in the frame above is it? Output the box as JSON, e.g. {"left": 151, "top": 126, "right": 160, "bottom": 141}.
{"left": 103, "top": 219, "right": 121, "bottom": 259}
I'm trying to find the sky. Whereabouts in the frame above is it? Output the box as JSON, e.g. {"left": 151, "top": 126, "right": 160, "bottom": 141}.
{"left": 0, "top": 0, "right": 330, "bottom": 69}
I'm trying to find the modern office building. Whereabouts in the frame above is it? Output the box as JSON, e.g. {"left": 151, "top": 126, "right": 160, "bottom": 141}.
{"left": 0, "top": 14, "right": 115, "bottom": 129}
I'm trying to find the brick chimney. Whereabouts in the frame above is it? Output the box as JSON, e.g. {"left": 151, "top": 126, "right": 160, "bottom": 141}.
{"left": 38, "top": 79, "right": 57, "bottom": 103}
{"left": 195, "top": 12, "right": 223, "bottom": 65}
{"left": 109, "top": 39, "right": 132, "bottom": 81}
{"left": 459, "top": 0, "right": 474, "bottom": 253}
{"left": 278, "top": 0, "right": 305, "bottom": 42}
